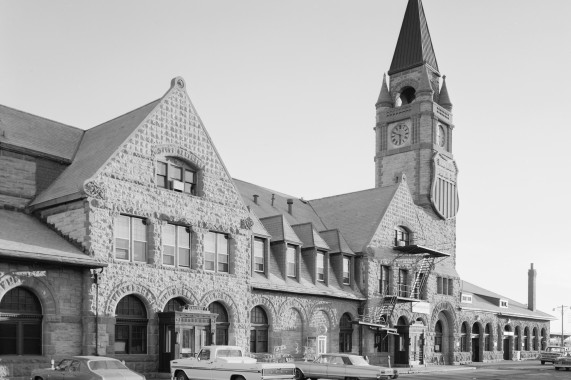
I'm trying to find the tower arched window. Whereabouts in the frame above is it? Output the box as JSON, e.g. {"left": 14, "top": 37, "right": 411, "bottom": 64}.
{"left": 434, "top": 320, "right": 443, "bottom": 353}
{"left": 209, "top": 302, "right": 229, "bottom": 345}
{"left": 164, "top": 297, "right": 187, "bottom": 312}
{"left": 523, "top": 327, "right": 529, "bottom": 351}
{"left": 156, "top": 156, "right": 200, "bottom": 195}
{"left": 115, "top": 295, "right": 147, "bottom": 354}
{"left": 250, "top": 306, "right": 268, "bottom": 353}
{"left": 532, "top": 327, "right": 538, "bottom": 350}
{"left": 339, "top": 313, "right": 353, "bottom": 352}
{"left": 399, "top": 86, "right": 416, "bottom": 105}
{"left": 0, "top": 287, "right": 42, "bottom": 355}
{"left": 394, "top": 226, "right": 410, "bottom": 246}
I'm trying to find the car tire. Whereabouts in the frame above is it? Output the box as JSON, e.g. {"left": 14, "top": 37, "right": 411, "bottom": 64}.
{"left": 175, "top": 371, "right": 189, "bottom": 380}
{"left": 541, "top": 361, "right": 545, "bottom": 365}
{"left": 294, "top": 368, "right": 304, "bottom": 380}
{"left": 392, "top": 374, "right": 399, "bottom": 379}
{"left": 555, "top": 367, "right": 560, "bottom": 371}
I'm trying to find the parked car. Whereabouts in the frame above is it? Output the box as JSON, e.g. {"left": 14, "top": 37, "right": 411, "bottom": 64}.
{"left": 554, "top": 352, "right": 571, "bottom": 371}
{"left": 293, "top": 353, "right": 398, "bottom": 380}
{"left": 31, "top": 356, "right": 146, "bottom": 380}
{"left": 539, "top": 346, "right": 571, "bottom": 365}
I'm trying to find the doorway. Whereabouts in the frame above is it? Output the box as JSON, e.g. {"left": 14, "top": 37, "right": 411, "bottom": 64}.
{"left": 471, "top": 323, "right": 480, "bottom": 362}
{"left": 394, "top": 317, "right": 409, "bottom": 365}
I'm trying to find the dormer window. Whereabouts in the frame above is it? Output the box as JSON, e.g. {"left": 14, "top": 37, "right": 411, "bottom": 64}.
{"left": 286, "top": 245, "right": 297, "bottom": 278}
{"left": 500, "top": 299, "right": 508, "bottom": 308}
{"left": 394, "top": 226, "right": 410, "bottom": 246}
{"left": 342, "top": 256, "right": 351, "bottom": 285}
{"left": 157, "top": 157, "right": 197, "bottom": 195}
{"left": 461, "top": 293, "right": 473, "bottom": 303}
{"left": 316, "top": 252, "right": 325, "bottom": 282}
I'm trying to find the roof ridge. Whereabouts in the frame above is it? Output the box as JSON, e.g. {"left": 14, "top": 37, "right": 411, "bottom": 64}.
{"left": 309, "top": 184, "right": 399, "bottom": 202}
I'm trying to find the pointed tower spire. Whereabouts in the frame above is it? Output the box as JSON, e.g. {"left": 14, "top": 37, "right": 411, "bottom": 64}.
{"left": 439, "top": 75, "right": 453, "bottom": 111}
{"left": 388, "top": 0, "right": 439, "bottom": 76}
{"left": 376, "top": 73, "right": 393, "bottom": 108}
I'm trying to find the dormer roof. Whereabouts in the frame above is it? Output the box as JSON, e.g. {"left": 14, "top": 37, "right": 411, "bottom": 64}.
{"left": 291, "top": 222, "right": 330, "bottom": 251}
{"left": 259, "top": 214, "right": 303, "bottom": 245}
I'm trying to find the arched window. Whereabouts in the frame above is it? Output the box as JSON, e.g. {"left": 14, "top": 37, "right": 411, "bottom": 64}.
{"left": 533, "top": 327, "right": 538, "bottom": 351}
{"left": 0, "top": 287, "right": 42, "bottom": 355}
{"left": 460, "top": 322, "right": 468, "bottom": 352}
{"left": 209, "top": 302, "right": 229, "bottom": 345}
{"left": 156, "top": 156, "right": 199, "bottom": 195}
{"left": 485, "top": 324, "right": 492, "bottom": 351}
{"left": 339, "top": 313, "right": 353, "bottom": 352}
{"left": 250, "top": 306, "right": 268, "bottom": 353}
{"left": 164, "top": 297, "right": 186, "bottom": 312}
{"left": 394, "top": 226, "right": 410, "bottom": 246}
{"left": 399, "top": 86, "right": 416, "bottom": 105}
{"left": 434, "top": 320, "right": 443, "bottom": 353}
{"left": 115, "top": 295, "right": 147, "bottom": 354}
{"left": 523, "top": 327, "right": 529, "bottom": 351}
{"left": 515, "top": 326, "right": 521, "bottom": 351}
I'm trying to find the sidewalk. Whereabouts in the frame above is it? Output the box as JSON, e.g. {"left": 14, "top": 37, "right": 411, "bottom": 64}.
{"left": 391, "top": 359, "right": 541, "bottom": 375}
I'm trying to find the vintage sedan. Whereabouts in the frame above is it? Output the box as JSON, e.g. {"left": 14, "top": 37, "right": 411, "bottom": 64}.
{"left": 31, "top": 356, "right": 146, "bottom": 380}
{"left": 554, "top": 353, "right": 571, "bottom": 371}
{"left": 293, "top": 354, "right": 398, "bottom": 380}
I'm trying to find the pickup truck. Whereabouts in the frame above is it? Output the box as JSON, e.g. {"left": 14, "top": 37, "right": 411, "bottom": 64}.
{"left": 539, "top": 346, "right": 571, "bottom": 364}
{"left": 170, "top": 345, "right": 296, "bottom": 380}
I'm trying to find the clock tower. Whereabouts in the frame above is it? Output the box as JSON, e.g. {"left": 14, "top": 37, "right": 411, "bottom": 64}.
{"left": 374, "top": 0, "right": 458, "bottom": 219}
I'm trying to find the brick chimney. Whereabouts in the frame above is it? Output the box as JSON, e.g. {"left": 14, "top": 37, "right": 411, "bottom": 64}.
{"left": 528, "top": 263, "right": 536, "bottom": 311}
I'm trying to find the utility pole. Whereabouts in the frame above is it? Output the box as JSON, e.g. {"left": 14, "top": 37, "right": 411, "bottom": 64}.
{"left": 553, "top": 305, "right": 570, "bottom": 346}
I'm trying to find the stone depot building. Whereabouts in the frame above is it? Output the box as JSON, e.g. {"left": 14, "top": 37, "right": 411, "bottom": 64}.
{"left": 0, "top": 0, "right": 554, "bottom": 378}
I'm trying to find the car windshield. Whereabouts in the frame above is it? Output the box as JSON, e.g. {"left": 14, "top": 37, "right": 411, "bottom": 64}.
{"left": 548, "top": 347, "right": 565, "bottom": 353}
{"left": 57, "top": 359, "right": 73, "bottom": 370}
{"left": 89, "top": 359, "right": 129, "bottom": 370}
{"left": 347, "top": 356, "right": 369, "bottom": 366}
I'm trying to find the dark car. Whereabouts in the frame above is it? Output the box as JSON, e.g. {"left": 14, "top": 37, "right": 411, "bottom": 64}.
{"left": 554, "top": 352, "right": 571, "bottom": 371}
{"left": 31, "top": 356, "right": 146, "bottom": 380}
{"left": 293, "top": 353, "right": 398, "bottom": 380}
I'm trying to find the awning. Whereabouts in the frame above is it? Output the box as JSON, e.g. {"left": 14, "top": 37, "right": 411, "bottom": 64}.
{"left": 393, "top": 244, "right": 450, "bottom": 257}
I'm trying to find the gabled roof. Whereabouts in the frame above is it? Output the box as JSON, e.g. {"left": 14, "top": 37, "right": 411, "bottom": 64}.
{"left": 30, "top": 100, "right": 160, "bottom": 208}
{"left": 310, "top": 185, "right": 399, "bottom": 253}
{"left": 461, "top": 281, "right": 555, "bottom": 321}
{"left": 291, "top": 223, "right": 330, "bottom": 251}
{"left": 259, "top": 215, "right": 303, "bottom": 245}
{"left": 0, "top": 209, "right": 105, "bottom": 268}
{"left": 0, "top": 104, "right": 83, "bottom": 161}
{"left": 388, "top": 0, "right": 439, "bottom": 75}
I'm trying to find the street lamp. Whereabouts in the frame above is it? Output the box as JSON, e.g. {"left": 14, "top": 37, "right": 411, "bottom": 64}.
{"left": 553, "top": 305, "right": 570, "bottom": 346}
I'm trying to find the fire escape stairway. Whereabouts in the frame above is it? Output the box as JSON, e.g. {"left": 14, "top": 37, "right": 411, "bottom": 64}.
{"left": 411, "top": 256, "right": 434, "bottom": 299}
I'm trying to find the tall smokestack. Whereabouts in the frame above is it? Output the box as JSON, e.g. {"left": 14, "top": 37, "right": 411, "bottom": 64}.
{"left": 528, "top": 263, "right": 536, "bottom": 311}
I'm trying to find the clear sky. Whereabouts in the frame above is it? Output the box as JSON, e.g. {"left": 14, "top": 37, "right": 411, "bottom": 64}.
{"left": 2, "top": 0, "right": 571, "bottom": 332}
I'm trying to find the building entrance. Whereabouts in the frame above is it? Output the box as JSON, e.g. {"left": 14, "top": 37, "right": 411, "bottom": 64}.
{"left": 158, "top": 307, "right": 218, "bottom": 372}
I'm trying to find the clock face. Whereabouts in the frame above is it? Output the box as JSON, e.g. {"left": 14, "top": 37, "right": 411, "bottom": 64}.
{"left": 437, "top": 125, "right": 446, "bottom": 147}
{"left": 391, "top": 124, "right": 409, "bottom": 146}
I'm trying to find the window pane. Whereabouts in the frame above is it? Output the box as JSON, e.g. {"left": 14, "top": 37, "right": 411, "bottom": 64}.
{"left": 218, "top": 252, "right": 228, "bottom": 273}
{"left": 205, "top": 232, "right": 216, "bottom": 253}
{"left": 115, "top": 325, "right": 129, "bottom": 353}
{"left": 157, "top": 162, "right": 168, "bottom": 188}
{"left": 205, "top": 252, "right": 215, "bottom": 271}
{"left": 0, "top": 323, "right": 17, "bottom": 355}
{"left": 217, "top": 234, "right": 228, "bottom": 253}
{"left": 22, "top": 322, "right": 42, "bottom": 355}
{"left": 179, "top": 248, "right": 190, "bottom": 267}
{"left": 317, "top": 252, "right": 324, "bottom": 281}
{"left": 115, "top": 239, "right": 129, "bottom": 260}
{"left": 163, "top": 246, "right": 175, "bottom": 265}
{"left": 132, "top": 218, "right": 147, "bottom": 242}
{"left": 115, "top": 215, "right": 130, "bottom": 239}
{"left": 170, "top": 166, "right": 183, "bottom": 181}
{"left": 184, "top": 169, "right": 195, "bottom": 184}
{"left": 343, "top": 257, "right": 350, "bottom": 284}
{"left": 131, "top": 325, "right": 147, "bottom": 354}
{"left": 164, "top": 224, "right": 176, "bottom": 245}
{"left": 133, "top": 241, "right": 147, "bottom": 262}
{"left": 178, "top": 226, "right": 190, "bottom": 248}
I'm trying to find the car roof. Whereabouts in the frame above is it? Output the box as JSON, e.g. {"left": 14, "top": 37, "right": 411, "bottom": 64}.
{"left": 71, "top": 356, "right": 121, "bottom": 361}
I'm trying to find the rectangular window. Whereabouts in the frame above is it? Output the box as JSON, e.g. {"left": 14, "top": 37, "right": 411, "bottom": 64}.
{"left": 380, "top": 265, "right": 390, "bottom": 294}
{"left": 342, "top": 256, "right": 350, "bottom": 285}
{"left": 184, "top": 169, "right": 196, "bottom": 194}
{"left": 115, "top": 215, "right": 147, "bottom": 262}
{"left": 253, "top": 238, "right": 265, "bottom": 273}
{"left": 286, "top": 245, "right": 297, "bottom": 278}
{"left": 447, "top": 278, "right": 453, "bottom": 296}
{"left": 398, "top": 269, "right": 408, "bottom": 297}
{"left": 156, "top": 161, "right": 168, "bottom": 188}
{"left": 163, "top": 224, "right": 191, "bottom": 267}
{"left": 437, "top": 276, "right": 443, "bottom": 294}
{"left": 317, "top": 252, "right": 325, "bottom": 281}
{"left": 376, "top": 331, "right": 389, "bottom": 352}
{"left": 442, "top": 277, "right": 448, "bottom": 295}
{"left": 204, "top": 231, "right": 229, "bottom": 273}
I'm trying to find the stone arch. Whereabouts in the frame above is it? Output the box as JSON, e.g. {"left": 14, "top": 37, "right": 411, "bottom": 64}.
{"left": 152, "top": 144, "right": 205, "bottom": 170}
{"left": 157, "top": 286, "right": 200, "bottom": 312}
{"left": 105, "top": 282, "right": 158, "bottom": 317}
{"left": 0, "top": 274, "right": 58, "bottom": 316}
{"left": 277, "top": 298, "right": 309, "bottom": 328}
{"left": 429, "top": 301, "right": 457, "bottom": 328}
{"left": 471, "top": 321, "right": 485, "bottom": 362}
{"left": 413, "top": 314, "right": 429, "bottom": 327}
{"left": 429, "top": 301, "right": 456, "bottom": 365}
{"left": 308, "top": 302, "right": 337, "bottom": 329}
{"left": 201, "top": 290, "right": 241, "bottom": 324}
{"left": 394, "top": 309, "right": 413, "bottom": 327}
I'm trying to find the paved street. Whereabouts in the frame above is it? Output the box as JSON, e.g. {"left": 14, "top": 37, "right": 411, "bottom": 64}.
{"left": 398, "top": 360, "right": 569, "bottom": 379}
